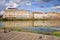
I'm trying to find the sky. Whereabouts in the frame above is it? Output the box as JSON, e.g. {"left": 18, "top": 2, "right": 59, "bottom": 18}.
{"left": 0, "top": 0, "right": 60, "bottom": 14}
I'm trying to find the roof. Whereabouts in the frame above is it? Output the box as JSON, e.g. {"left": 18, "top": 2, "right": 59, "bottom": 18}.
{"left": 33, "top": 12, "right": 42, "bottom": 14}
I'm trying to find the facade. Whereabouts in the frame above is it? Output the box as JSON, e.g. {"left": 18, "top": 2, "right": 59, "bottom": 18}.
{"left": 33, "top": 12, "right": 60, "bottom": 19}
{"left": 3, "top": 8, "right": 60, "bottom": 19}
{"left": 33, "top": 12, "right": 48, "bottom": 19}
{"left": 47, "top": 12, "right": 60, "bottom": 19}
{"left": 3, "top": 8, "right": 33, "bottom": 19}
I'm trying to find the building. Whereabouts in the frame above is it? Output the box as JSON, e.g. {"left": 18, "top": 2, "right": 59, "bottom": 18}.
{"left": 47, "top": 12, "right": 60, "bottom": 19}
{"left": 33, "top": 12, "right": 60, "bottom": 19}
{"left": 3, "top": 8, "right": 60, "bottom": 19}
{"left": 33, "top": 12, "right": 48, "bottom": 19}
{"left": 3, "top": 8, "right": 33, "bottom": 19}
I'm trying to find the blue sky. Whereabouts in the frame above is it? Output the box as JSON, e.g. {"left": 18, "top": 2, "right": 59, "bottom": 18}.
{"left": 0, "top": 0, "right": 60, "bottom": 14}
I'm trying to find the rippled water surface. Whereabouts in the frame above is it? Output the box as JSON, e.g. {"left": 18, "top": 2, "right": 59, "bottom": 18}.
{"left": 0, "top": 20, "right": 60, "bottom": 33}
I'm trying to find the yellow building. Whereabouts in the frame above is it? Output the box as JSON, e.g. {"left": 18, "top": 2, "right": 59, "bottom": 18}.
{"left": 3, "top": 8, "right": 60, "bottom": 19}
{"left": 47, "top": 12, "right": 60, "bottom": 19}
{"left": 33, "top": 12, "right": 60, "bottom": 19}
{"left": 3, "top": 8, "right": 33, "bottom": 19}
{"left": 33, "top": 12, "right": 48, "bottom": 19}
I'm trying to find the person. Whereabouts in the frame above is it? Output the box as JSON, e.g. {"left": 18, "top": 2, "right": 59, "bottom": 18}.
{"left": 4, "top": 27, "right": 6, "bottom": 33}
{"left": 39, "top": 36, "right": 42, "bottom": 39}
{"left": 4, "top": 27, "right": 11, "bottom": 33}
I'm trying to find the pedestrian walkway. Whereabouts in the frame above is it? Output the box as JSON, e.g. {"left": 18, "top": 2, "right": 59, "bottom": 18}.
{"left": 0, "top": 30, "right": 60, "bottom": 40}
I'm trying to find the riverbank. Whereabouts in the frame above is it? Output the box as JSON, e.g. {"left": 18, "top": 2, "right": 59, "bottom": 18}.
{"left": 0, "top": 18, "right": 60, "bottom": 21}
{"left": 0, "top": 28, "right": 60, "bottom": 37}
{"left": 0, "top": 29, "right": 60, "bottom": 40}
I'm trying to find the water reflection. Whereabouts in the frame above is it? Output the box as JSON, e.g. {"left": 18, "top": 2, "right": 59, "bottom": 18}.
{"left": 0, "top": 20, "right": 60, "bottom": 33}
{"left": 23, "top": 27, "right": 55, "bottom": 33}
{"left": 3, "top": 21, "right": 33, "bottom": 28}
{"left": 0, "top": 22, "right": 4, "bottom": 28}
{"left": 2, "top": 20, "right": 60, "bottom": 28}
{"left": 34, "top": 21, "right": 60, "bottom": 27}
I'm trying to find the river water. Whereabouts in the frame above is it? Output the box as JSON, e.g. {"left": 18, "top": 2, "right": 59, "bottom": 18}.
{"left": 0, "top": 20, "right": 60, "bottom": 33}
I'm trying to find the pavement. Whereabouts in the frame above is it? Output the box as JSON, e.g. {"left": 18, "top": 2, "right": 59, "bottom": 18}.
{"left": 0, "top": 29, "right": 60, "bottom": 40}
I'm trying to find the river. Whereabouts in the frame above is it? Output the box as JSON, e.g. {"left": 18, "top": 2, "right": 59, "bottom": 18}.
{"left": 0, "top": 20, "right": 60, "bottom": 33}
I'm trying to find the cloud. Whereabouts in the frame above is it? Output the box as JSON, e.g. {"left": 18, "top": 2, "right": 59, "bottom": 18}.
{"left": 6, "top": 3, "right": 18, "bottom": 9}
{"left": 57, "top": 12, "right": 60, "bottom": 13}
{"left": 51, "top": 6, "right": 60, "bottom": 9}
{"left": 25, "top": 1, "right": 32, "bottom": 6}
{"left": 43, "top": 0, "right": 52, "bottom": 2}
{"left": 58, "top": 0, "right": 60, "bottom": 1}
{"left": 35, "top": 0, "right": 53, "bottom": 4}
{"left": 18, "top": 0, "right": 32, "bottom": 6}
{"left": 5, "top": 0, "right": 32, "bottom": 9}
{"left": 10, "top": 0, "right": 21, "bottom": 3}
{"left": 0, "top": 0, "right": 6, "bottom": 5}
{"left": 5, "top": 0, "right": 21, "bottom": 9}
{"left": 0, "top": 11, "right": 4, "bottom": 14}
{"left": 20, "top": 1, "right": 32, "bottom": 6}
{"left": 35, "top": 0, "right": 43, "bottom": 3}
{"left": 54, "top": 4, "right": 60, "bottom": 6}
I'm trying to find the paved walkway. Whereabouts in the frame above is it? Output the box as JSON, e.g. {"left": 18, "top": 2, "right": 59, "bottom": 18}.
{"left": 0, "top": 29, "right": 60, "bottom": 40}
